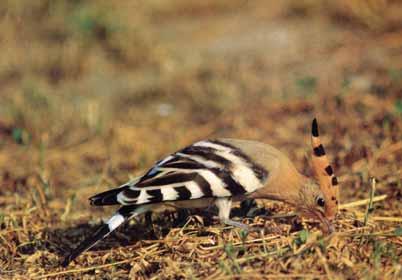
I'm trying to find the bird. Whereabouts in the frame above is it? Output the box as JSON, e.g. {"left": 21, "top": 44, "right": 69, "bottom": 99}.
{"left": 61, "top": 118, "right": 339, "bottom": 267}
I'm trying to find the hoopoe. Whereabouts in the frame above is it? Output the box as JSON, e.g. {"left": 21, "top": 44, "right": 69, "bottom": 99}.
{"left": 62, "top": 118, "right": 339, "bottom": 266}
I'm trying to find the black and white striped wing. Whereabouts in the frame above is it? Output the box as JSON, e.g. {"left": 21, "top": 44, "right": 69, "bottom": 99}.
{"left": 92, "top": 140, "right": 269, "bottom": 206}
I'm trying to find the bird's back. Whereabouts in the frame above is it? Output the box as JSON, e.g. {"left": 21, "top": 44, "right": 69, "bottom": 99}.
{"left": 89, "top": 139, "right": 287, "bottom": 207}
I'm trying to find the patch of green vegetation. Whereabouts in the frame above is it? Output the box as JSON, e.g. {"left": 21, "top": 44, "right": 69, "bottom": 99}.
{"left": 295, "top": 76, "right": 317, "bottom": 95}
{"left": 223, "top": 242, "right": 236, "bottom": 257}
{"left": 388, "top": 69, "right": 402, "bottom": 82}
{"left": 317, "top": 237, "right": 327, "bottom": 253}
{"left": 364, "top": 178, "right": 376, "bottom": 226}
{"left": 22, "top": 84, "right": 50, "bottom": 108}
{"left": 371, "top": 240, "right": 398, "bottom": 266}
{"left": 223, "top": 242, "right": 242, "bottom": 274}
{"left": 342, "top": 77, "right": 351, "bottom": 90}
{"left": 68, "top": 5, "right": 119, "bottom": 41}
{"left": 12, "top": 127, "right": 30, "bottom": 145}
{"left": 239, "top": 229, "right": 248, "bottom": 242}
{"left": 394, "top": 99, "right": 402, "bottom": 116}
{"left": 6, "top": 82, "right": 58, "bottom": 143}
{"left": 294, "top": 229, "right": 309, "bottom": 246}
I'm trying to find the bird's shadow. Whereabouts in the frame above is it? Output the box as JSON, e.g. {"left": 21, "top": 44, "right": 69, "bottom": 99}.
{"left": 41, "top": 209, "right": 196, "bottom": 260}
{"left": 32, "top": 199, "right": 299, "bottom": 267}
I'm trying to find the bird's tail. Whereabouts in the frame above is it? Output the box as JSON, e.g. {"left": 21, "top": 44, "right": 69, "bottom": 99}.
{"left": 61, "top": 205, "right": 150, "bottom": 267}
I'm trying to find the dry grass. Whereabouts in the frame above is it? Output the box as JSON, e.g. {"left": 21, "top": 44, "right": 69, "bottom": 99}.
{"left": 0, "top": 1, "right": 401, "bottom": 279}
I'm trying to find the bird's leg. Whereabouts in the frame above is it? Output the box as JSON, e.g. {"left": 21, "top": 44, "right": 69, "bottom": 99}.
{"left": 215, "top": 197, "right": 250, "bottom": 231}
{"left": 215, "top": 198, "right": 279, "bottom": 233}
{"left": 224, "top": 219, "right": 251, "bottom": 231}
{"left": 144, "top": 211, "right": 159, "bottom": 239}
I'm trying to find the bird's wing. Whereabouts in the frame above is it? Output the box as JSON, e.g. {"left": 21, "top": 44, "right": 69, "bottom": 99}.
{"left": 90, "top": 139, "right": 269, "bottom": 206}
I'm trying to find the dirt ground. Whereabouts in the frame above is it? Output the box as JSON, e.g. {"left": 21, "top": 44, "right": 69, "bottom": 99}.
{"left": 0, "top": 1, "right": 401, "bottom": 279}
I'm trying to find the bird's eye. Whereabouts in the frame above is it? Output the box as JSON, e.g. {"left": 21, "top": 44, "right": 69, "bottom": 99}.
{"left": 316, "top": 196, "right": 325, "bottom": 207}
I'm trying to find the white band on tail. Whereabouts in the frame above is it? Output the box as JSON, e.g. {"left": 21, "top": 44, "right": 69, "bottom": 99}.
{"left": 107, "top": 213, "right": 125, "bottom": 231}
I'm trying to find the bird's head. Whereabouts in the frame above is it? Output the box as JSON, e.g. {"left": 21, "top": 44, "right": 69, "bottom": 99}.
{"left": 297, "top": 178, "right": 337, "bottom": 233}
{"left": 296, "top": 118, "right": 339, "bottom": 233}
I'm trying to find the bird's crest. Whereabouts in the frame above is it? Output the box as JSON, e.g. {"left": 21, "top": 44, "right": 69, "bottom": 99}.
{"left": 311, "top": 118, "right": 339, "bottom": 219}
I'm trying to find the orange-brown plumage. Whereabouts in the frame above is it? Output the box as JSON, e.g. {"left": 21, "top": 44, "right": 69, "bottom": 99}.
{"left": 223, "top": 134, "right": 338, "bottom": 233}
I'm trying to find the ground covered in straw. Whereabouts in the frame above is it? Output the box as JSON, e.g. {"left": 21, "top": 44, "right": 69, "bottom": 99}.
{"left": 0, "top": 1, "right": 401, "bottom": 279}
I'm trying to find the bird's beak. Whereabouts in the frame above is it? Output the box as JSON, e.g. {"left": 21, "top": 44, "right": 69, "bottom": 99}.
{"left": 300, "top": 209, "right": 335, "bottom": 234}
{"left": 319, "top": 216, "right": 334, "bottom": 234}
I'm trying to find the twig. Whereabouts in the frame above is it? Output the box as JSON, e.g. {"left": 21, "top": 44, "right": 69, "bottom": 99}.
{"left": 60, "top": 195, "right": 73, "bottom": 221}
{"left": 32, "top": 249, "right": 167, "bottom": 279}
{"left": 236, "top": 247, "right": 291, "bottom": 264}
{"left": 353, "top": 215, "right": 402, "bottom": 223}
{"left": 212, "top": 273, "right": 325, "bottom": 279}
{"left": 200, "top": 235, "right": 280, "bottom": 251}
{"left": 339, "top": 194, "right": 386, "bottom": 209}
{"left": 340, "top": 232, "right": 401, "bottom": 237}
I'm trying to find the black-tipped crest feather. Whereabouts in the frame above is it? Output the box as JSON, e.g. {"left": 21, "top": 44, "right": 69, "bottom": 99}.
{"left": 312, "top": 118, "right": 319, "bottom": 137}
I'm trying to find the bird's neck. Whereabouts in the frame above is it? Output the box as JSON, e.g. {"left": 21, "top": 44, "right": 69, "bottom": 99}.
{"left": 251, "top": 162, "right": 308, "bottom": 206}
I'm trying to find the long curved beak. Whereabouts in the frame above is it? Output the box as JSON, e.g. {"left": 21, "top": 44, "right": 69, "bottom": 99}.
{"left": 319, "top": 216, "right": 334, "bottom": 234}
{"left": 300, "top": 209, "right": 335, "bottom": 234}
